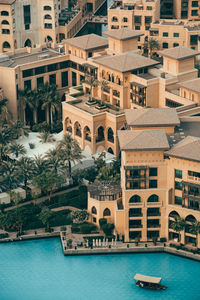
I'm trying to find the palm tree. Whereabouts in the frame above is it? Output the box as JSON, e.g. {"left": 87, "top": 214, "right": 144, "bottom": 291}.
{"left": 34, "top": 154, "right": 50, "bottom": 176}
{"left": 0, "top": 161, "right": 19, "bottom": 190}
{"left": 39, "top": 208, "right": 53, "bottom": 230}
{"left": 190, "top": 221, "right": 200, "bottom": 247}
{"left": 143, "top": 38, "right": 160, "bottom": 58}
{"left": 99, "top": 79, "right": 109, "bottom": 105}
{"left": 0, "top": 144, "right": 10, "bottom": 162}
{"left": 83, "top": 76, "right": 99, "bottom": 101}
{"left": 45, "top": 147, "right": 62, "bottom": 172}
{"left": 10, "top": 142, "right": 26, "bottom": 158}
{"left": 40, "top": 83, "right": 61, "bottom": 128}
{"left": 0, "top": 98, "right": 12, "bottom": 123}
{"left": 17, "top": 157, "right": 35, "bottom": 190}
{"left": 170, "top": 216, "right": 185, "bottom": 242}
{"left": 38, "top": 131, "right": 55, "bottom": 143}
{"left": 11, "top": 120, "right": 29, "bottom": 139}
{"left": 58, "top": 134, "right": 83, "bottom": 177}
{"left": 22, "top": 89, "right": 40, "bottom": 124}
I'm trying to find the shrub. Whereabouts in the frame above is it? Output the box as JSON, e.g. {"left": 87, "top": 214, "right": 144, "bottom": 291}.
{"left": 49, "top": 215, "right": 72, "bottom": 227}
{"left": 29, "top": 143, "right": 35, "bottom": 149}
{"left": 71, "top": 225, "right": 80, "bottom": 233}
{"left": 60, "top": 226, "right": 66, "bottom": 231}
{"left": 79, "top": 223, "right": 96, "bottom": 234}
{"left": 99, "top": 218, "right": 107, "bottom": 228}
{"left": 67, "top": 239, "right": 72, "bottom": 247}
{"left": 160, "top": 237, "right": 167, "bottom": 243}
{"left": 0, "top": 233, "right": 9, "bottom": 239}
{"left": 52, "top": 120, "right": 63, "bottom": 133}
{"left": 101, "top": 223, "right": 114, "bottom": 235}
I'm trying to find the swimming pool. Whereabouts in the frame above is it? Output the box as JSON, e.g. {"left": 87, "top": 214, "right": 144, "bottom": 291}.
{"left": 0, "top": 238, "right": 199, "bottom": 300}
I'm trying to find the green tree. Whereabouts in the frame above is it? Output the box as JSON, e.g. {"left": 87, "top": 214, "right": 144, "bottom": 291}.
{"left": 83, "top": 76, "right": 99, "bottom": 101}
{"left": 92, "top": 152, "right": 106, "bottom": 171}
{"left": 39, "top": 208, "right": 53, "bottom": 230}
{"left": 171, "top": 216, "right": 185, "bottom": 242}
{"left": 17, "top": 157, "right": 35, "bottom": 189}
{"left": 11, "top": 120, "right": 29, "bottom": 139}
{"left": 0, "top": 212, "right": 14, "bottom": 230}
{"left": 102, "top": 223, "right": 114, "bottom": 235}
{"left": 10, "top": 142, "right": 26, "bottom": 158}
{"left": 45, "top": 147, "right": 62, "bottom": 172}
{"left": 58, "top": 134, "right": 83, "bottom": 177}
{"left": 33, "top": 171, "right": 63, "bottom": 201}
{"left": 20, "top": 89, "right": 40, "bottom": 124}
{"left": 34, "top": 154, "right": 49, "bottom": 176}
{"left": 0, "top": 161, "right": 19, "bottom": 190}
{"left": 40, "top": 83, "right": 61, "bottom": 128}
{"left": 71, "top": 209, "right": 89, "bottom": 224}
{"left": 189, "top": 221, "right": 200, "bottom": 246}
{"left": 99, "top": 79, "right": 109, "bottom": 104}
{"left": 143, "top": 38, "right": 160, "bottom": 58}
{"left": 0, "top": 98, "right": 12, "bottom": 123}
{"left": 38, "top": 131, "right": 55, "bottom": 143}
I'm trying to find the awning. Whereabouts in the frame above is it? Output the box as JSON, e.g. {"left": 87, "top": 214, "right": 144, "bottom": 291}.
{"left": 134, "top": 274, "right": 162, "bottom": 284}
{"left": 149, "top": 28, "right": 159, "bottom": 32}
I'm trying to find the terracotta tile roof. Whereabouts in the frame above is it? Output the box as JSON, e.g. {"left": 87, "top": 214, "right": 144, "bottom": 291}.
{"left": 94, "top": 52, "right": 158, "bottom": 73}
{"left": 179, "top": 78, "right": 200, "bottom": 93}
{"left": 118, "top": 129, "right": 170, "bottom": 151}
{"left": 159, "top": 46, "right": 200, "bottom": 60}
{"left": 103, "top": 28, "right": 144, "bottom": 40}
{"left": 165, "top": 136, "right": 200, "bottom": 162}
{"left": 125, "top": 108, "right": 180, "bottom": 127}
{"left": 65, "top": 34, "right": 108, "bottom": 51}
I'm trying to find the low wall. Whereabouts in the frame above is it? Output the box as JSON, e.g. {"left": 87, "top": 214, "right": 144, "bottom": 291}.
{"left": 0, "top": 232, "right": 60, "bottom": 243}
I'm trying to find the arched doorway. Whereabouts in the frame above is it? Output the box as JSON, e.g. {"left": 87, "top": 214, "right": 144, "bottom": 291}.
{"left": 65, "top": 117, "right": 72, "bottom": 133}
{"left": 103, "top": 208, "right": 111, "bottom": 216}
{"left": 91, "top": 206, "right": 97, "bottom": 214}
{"left": 107, "top": 127, "right": 114, "bottom": 143}
{"left": 24, "top": 39, "right": 32, "bottom": 47}
{"left": 2, "top": 41, "right": 10, "bottom": 52}
{"left": 84, "top": 126, "right": 91, "bottom": 142}
{"left": 168, "top": 211, "right": 180, "bottom": 241}
{"left": 107, "top": 147, "right": 114, "bottom": 154}
{"left": 96, "top": 126, "right": 104, "bottom": 142}
{"left": 45, "top": 35, "right": 53, "bottom": 43}
{"left": 74, "top": 121, "right": 82, "bottom": 137}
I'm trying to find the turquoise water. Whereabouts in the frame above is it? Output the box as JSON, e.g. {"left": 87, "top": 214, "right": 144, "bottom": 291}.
{"left": 0, "top": 238, "right": 199, "bottom": 300}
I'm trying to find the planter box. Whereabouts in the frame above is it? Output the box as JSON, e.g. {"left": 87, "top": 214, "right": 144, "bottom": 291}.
{"left": 12, "top": 187, "right": 26, "bottom": 199}
{"left": 27, "top": 184, "right": 41, "bottom": 197}
{"left": 0, "top": 192, "right": 11, "bottom": 204}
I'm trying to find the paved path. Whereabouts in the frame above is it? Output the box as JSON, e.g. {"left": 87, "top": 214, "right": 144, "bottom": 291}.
{"left": 4, "top": 185, "right": 79, "bottom": 212}
{"left": 51, "top": 206, "right": 81, "bottom": 212}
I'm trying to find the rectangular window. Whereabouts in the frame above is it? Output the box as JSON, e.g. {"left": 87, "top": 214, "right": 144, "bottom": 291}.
{"left": 149, "top": 180, "right": 157, "bottom": 188}
{"left": 175, "top": 169, "right": 182, "bottom": 179}
{"left": 145, "top": 16, "right": 152, "bottom": 24}
{"left": 23, "top": 5, "right": 31, "bottom": 25}
{"left": 134, "top": 16, "right": 141, "bottom": 24}
{"left": 135, "top": 26, "right": 140, "bottom": 30}
{"left": 162, "top": 43, "right": 168, "bottom": 49}
{"left": 24, "top": 80, "right": 31, "bottom": 90}
{"left": 191, "top": 10, "right": 198, "bottom": 16}
{"left": 192, "top": 1, "right": 198, "bottom": 7}
{"left": 163, "top": 32, "right": 168, "bottom": 37}
{"left": 49, "top": 74, "right": 56, "bottom": 85}
{"left": 23, "top": 69, "right": 33, "bottom": 78}
{"left": 175, "top": 196, "right": 182, "bottom": 206}
{"left": 47, "top": 63, "right": 58, "bottom": 72}
{"left": 37, "top": 77, "right": 44, "bottom": 88}
{"left": 173, "top": 33, "right": 179, "bottom": 37}
{"left": 175, "top": 181, "right": 182, "bottom": 190}
{"left": 35, "top": 66, "right": 46, "bottom": 75}
{"left": 188, "top": 170, "right": 200, "bottom": 178}
{"left": 147, "top": 6, "right": 152, "bottom": 10}
{"left": 60, "top": 60, "right": 69, "bottom": 69}
{"left": 149, "top": 168, "right": 157, "bottom": 176}
{"left": 61, "top": 71, "right": 68, "bottom": 87}
{"left": 190, "top": 35, "right": 198, "bottom": 45}
{"left": 25, "top": 24, "right": 30, "bottom": 30}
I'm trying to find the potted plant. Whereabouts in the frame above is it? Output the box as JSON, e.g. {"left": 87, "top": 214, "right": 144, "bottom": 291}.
{"left": 67, "top": 239, "right": 72, "bottom": 249}
{"left": 152, "top": 236, "right": 158, "bottom": 246}
{"left": 135, "top": 236, "right": 140, "bottom": 246}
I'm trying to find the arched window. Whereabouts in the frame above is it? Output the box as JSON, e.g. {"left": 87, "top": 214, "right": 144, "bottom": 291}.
{"left": 84, "top": 126, "right": 91, "bottom": 141}
{"left": 112, "top": 16, "right": 118, "bottom": 22}
{"left": 96, "top": 126, "right": 104, "bottom": 142}
{"left": 107, "top": 127, "right": 114, "bottom": 143}
{"left": 107, "top": 147, "right": 114, "bottom": 154}
{"left": 129, "top": 195, "right": 141, "bottom": 203}
{"left": 169, "top": 211, "right": 180, "bottom": 219}
{"left": 44, "top": 14, "right": 52, "bottom": 20}
{"left": 185, "top": 215, "right": 196, "bottom": 223}
{"left": 147, "top": 194, "right": 159, "bottom": 202}
{"left": 1, "top": 11, "right": 9, "bottom": 16}
{"left": 74, "top": 121, "right": 82, "bottom": 137}
{"left": 103, "top": 208, "right": 111, "bottom": 216}
{"left": 44, "top": 6, "right": 52, "bottom": 10}
{"left": 24, "top": 39, "right": 32, "bottom": 47}
{"left": 2, "top": 41, "right": 10, "bottom": 49}
{"left": 45, "top": 36, "right": 53, "bottom": 43}
{"left": 1, "top": 20, "right": 9, "bottom": 25}
{"left": 65, "top": 117, "right": 72, "bottom": 133}
{"left": 123, "top": 17, "right": 128, "bottom": 23}
{"left": 91, "top": 206, "right": 97, "bottom": 214}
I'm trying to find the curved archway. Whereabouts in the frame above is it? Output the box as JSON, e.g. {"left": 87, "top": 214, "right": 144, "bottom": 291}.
{"left": 64, "top": 117, "right": 72, "bottom": 133}
{"left": 103, "top": 208, "right": 111, "bottom": 216}
{"left": 2, "top": 41, "right": 10, "bottom": 51}
{"left": 120, "top": 127, "right": 125, "bottom": 130}
{"left": 91, "top": 206, "right": 97, "bottom": 214}
{"left": 96, "top": 126, "right": 104, "bottom": 142}
{"left": 44, "top": 5, "right": 52, "bottom": 10}
{"left": 74, "top": 121, "right": 82, "bottom": 137}
{"left": 24, "top": 39, "right": 32, "bottom": 47}
{"left": 129, "top": 195, "right": 141, "bottom": 203}
{"left": 45, "top": 35, "right": 53, "bottom": 43}
{"left": 169, "top": 211, "right": 180, "bottom": 219}
{"left": 185, "top": 215, "right": 196, "bottom": 223}
{"left": 1, "top": 20, "right": 9, "bottom": 25}
{"left": 1, "top": 11, "right": 9, "bottom": 16}
{"left": 107, "top": 127, "right": 114, "bottom": 143}
{"left": 147, "top": 194, "right": 159, "bottom": 202}
{"left": 107, "top": 147, "right": 114, "bottom": 154}
{"left": 112, "top": 16, "right": 118, "bottom": 22}
{"left": 44, "top": 14, "right": 52, "bottom": 20}
{"left": 84, "top": 126, "right": 91, "bottom": 141}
